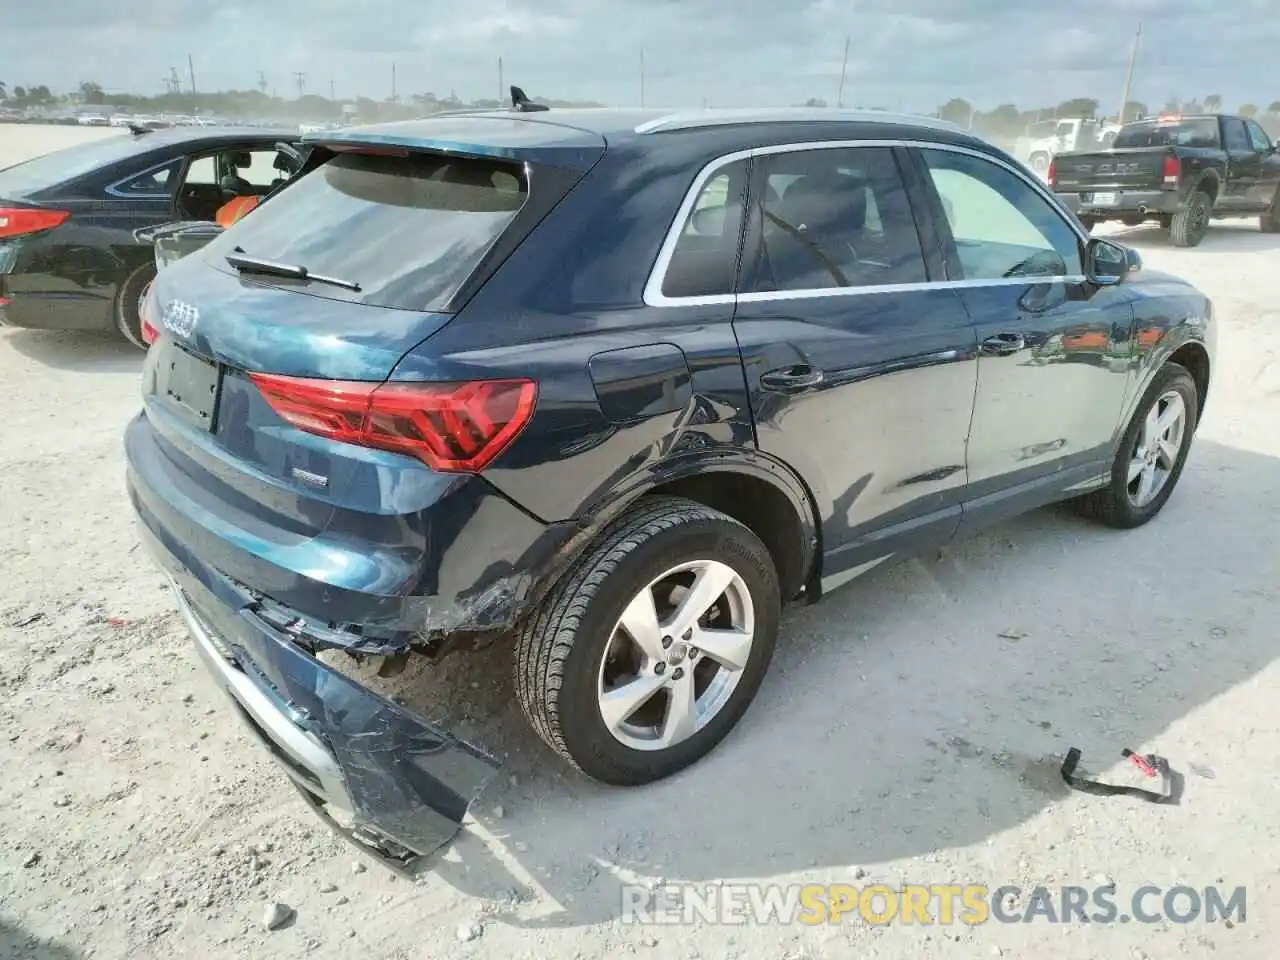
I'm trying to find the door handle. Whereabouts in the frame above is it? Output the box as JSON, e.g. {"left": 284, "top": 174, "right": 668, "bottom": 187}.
{"left": 981, "top": 333, "right": 1026, "bottom": 357}
{"left": 760, "top": 364, "right": 825, "bottom": 392}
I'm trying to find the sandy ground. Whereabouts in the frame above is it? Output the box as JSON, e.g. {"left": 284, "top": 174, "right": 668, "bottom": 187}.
{"left": 2, "top": 125, "right": 1278, "bottom": 960}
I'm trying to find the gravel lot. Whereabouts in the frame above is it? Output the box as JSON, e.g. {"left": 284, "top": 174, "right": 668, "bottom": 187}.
{"left": 2, "top": 125, "right": 1277, "bottom": 960}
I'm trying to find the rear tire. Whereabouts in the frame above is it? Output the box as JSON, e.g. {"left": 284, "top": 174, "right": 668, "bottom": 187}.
{"left": 514, "top": 496, "right": 781, "bottom": 786}
{"left": 1260, "top": 189, "right": 1280, "bottom": 233}
{"left": 1169, "top": 191, "right": 1211, "bottom": 247}
{"left": 115, "top": 262, "right": 156, "bottom": 350}
{"left": 1072, "top": 363, "right": 1199, "bottom": 529}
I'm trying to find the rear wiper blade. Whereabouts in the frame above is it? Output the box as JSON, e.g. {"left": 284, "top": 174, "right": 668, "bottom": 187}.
{"left": 226, "top": 249, "right": 361, "bottom": 292}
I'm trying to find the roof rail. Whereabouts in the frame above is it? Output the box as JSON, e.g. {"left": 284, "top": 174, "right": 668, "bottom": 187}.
{"left": 634, "top": 107, "right": 965, "bottom": 135}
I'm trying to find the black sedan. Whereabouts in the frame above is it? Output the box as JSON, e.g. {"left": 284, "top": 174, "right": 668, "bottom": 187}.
{"left": 0, "top": 126, "right": 302, "bottom": 347}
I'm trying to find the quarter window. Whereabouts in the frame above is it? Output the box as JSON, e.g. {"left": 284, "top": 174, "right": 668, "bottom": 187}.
{"left": 742, "top": 146, "right": 928, "bottom": 293}
{"left": 112, "top": 159, "right": 180, "bottom": 196}
{"left": 921, "top": 149, "right": 1082, "bottom": 281}
{"left": 662, "top": 160, "right": 749, "bottom": 298}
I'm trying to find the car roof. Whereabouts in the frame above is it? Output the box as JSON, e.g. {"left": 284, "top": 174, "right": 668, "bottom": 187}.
{"left": 124, "top": 126, "right": 294, "bottom": 147}
{"left": 311, "top": 107, "right": 985, "bottom": 170}
{"left": 321, "top": 106, "right": 964, "bottom": 143}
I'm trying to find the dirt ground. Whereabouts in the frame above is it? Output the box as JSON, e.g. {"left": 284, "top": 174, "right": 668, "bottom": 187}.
{"left": 2, "top": 125, "right": 1277, "bottom": 960}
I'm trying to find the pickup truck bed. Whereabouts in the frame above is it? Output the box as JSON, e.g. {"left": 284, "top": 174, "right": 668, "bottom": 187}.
{"left": 1049, "top": 114, "right": 1280, "bottom": 247}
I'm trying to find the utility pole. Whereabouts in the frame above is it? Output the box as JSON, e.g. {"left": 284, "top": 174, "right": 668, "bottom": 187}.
{"left": 391, "top": 61, "right": 397, "bottom": 102}
{"left": 294, "top": 71, "right": 306, "bottom": 98}
{"left": 258, "top": 71, "right": 268, "bottom": 95}
{"left": 497, "top": 56, "right": 504, "bottom": 105}
{"left": 329, "top": 79, "right": 336, "bottom": 101}
{"left": 639, "top": 48, "right": 645, "bottom": 107}
{"left": 836, "top": 36, "right": 850, "bottom": 108}
{"left": 188, "top": 54, "right": 197, "bottom": 97}
{"left": 1118, "top": 22, "right": 1142, "bottom": 122}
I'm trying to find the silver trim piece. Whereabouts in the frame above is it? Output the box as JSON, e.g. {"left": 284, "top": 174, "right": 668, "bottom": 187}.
{"left": 642, "top": 138, "right": 1091, "bottom": 308}
{"left": 171, "top": 577, "right": 353, "bottom": 814}
{"left": 634, "top": 108, "right": 965, "bottom": 136}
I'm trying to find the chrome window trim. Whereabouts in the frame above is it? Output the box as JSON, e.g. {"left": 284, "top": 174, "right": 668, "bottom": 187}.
{"left": 105, "top": 157, "right": 182, "bottom": 200}
{"left": 642, "top": 138, "right": 1090, "bottom": 308}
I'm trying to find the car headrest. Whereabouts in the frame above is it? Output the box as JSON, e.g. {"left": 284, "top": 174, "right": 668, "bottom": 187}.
{"left": 778, "top": 173, "right": 868, "bottom": 233}
{"left": 219, "top": 173, "right": 253, "bottom": 197}
{"left": 227, "top": 151, "right": 253, "bottom": 169}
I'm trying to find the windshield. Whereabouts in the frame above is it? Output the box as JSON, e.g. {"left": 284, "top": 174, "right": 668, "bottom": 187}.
{"left": 0, "top": 132, "right": 146, "bottom": 196}
{"left": 1113, "top": 118, "right": 1220, "bottom": 149}
{"left": 200, "top": 150, "right": 527, "bottom": 312}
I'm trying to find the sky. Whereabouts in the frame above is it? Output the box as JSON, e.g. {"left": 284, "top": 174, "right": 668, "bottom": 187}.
{"left": 3, "top": 0, "right": 1279, "bottom": 113}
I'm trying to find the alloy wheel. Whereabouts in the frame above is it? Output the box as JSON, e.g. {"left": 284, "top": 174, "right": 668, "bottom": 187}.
{"left": 596, "top": 559, "right": 755, "bottom": 751}
{"left": 1127, "top": 390, "right": 1187, "bottom": 508}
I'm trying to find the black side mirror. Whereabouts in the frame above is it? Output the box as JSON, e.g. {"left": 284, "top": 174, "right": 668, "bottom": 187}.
{"left": 1085, "top": 237, "right": 1140, "bottom": 286}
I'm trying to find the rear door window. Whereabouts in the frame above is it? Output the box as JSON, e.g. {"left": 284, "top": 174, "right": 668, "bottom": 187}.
{"left": 1223, "top": 118, "right": 1251, "bottom": 153}
{"left": 741, "top": 146, "right": 928, "bottom": 293}
{"left": 199, "top": 150, "right": 528, "bottom": 311}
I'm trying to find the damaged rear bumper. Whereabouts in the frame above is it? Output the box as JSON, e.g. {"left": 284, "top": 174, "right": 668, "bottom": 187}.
{"left": 141, "top": 521, "right": 500, "bottom": 874}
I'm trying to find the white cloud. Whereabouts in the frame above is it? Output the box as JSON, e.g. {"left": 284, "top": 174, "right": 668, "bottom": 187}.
{"left": 2, "top": 0, "right": 1279, "bottom": 113}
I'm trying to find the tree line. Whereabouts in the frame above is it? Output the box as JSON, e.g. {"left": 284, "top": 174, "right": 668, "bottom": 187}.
{"left": 0, "top": 80, "right": 602, "bottom": 123}
{"left": 5, "top": 81, "right": 1280, "bottom": 133}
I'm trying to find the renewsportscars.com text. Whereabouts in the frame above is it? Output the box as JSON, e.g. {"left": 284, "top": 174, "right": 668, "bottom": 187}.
{"left": 622, "top": 882, "right": 1246, "bottom": 926}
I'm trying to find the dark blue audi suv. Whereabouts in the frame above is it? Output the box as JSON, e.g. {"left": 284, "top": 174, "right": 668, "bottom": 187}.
{"left": 124, "top": 101, "right": 1214, "bottom": 870}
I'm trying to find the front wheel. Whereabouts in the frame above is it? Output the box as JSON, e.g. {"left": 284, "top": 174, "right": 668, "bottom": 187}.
{"left": 115, "top": 262, "right": 157, "bottom": 349}
{"left": 1072, "top": 363, "right": 1199, "bottom": 528}
{"left": 515, "top": 496, "right": 781, "bottom": 785}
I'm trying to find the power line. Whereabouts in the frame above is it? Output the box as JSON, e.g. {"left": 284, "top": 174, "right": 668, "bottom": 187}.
{"left": 836, "top": 36, "right": 850, "bottom": 108}
{"left": 1117, "top": 22, "right": 1142, "bottom": 122}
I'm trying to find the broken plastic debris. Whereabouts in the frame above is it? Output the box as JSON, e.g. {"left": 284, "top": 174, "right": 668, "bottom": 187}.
{"left": 1060, "top": 747, "right": 1179, "bottom": 804}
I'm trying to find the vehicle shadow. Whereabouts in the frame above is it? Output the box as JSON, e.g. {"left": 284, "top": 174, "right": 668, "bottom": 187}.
{"left": 375, "top": 436, "right": 1280, "bottom": 931}
{"left": 1099, "top": 220, "right": 1280, "bottom": 254}
{"left": 0, "top": 919, "right": 81, "bottom": 960}
{"left": 1, "top": 329, "right": 144, "bottom": 374}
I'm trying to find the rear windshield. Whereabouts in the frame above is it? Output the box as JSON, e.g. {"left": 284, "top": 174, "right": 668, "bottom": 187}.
{"left": 1113, "top": 118, "right": 1220, "bottom": 149}
{"left": 0, "top": 132, "right": 145, "bottom": 196}
{"left": 200, "top": 150, "right": 527, "bottom": 311}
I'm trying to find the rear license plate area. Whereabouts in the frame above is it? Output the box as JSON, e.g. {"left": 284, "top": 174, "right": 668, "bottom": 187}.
{"left": 157, "top": 340, "right": 220, "bottom": 430}
{"left": 1085, "top": 191, "right": 1118, "bottom": 206}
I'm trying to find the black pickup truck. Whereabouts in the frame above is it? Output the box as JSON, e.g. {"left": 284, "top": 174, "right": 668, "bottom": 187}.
{"left": 1049, "top": 113, "right": 1280, "bottom": 246}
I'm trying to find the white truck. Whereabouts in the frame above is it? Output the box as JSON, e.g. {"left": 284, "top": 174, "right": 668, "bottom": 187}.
{"left": 1016, "top": 118, "right": 1122, "bottom": 177}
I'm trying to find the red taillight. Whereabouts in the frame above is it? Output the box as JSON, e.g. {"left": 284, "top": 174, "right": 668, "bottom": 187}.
{"left": 0, "top": 207, "right": 70, "bottom": 239}
{"left": 249, "top": 373, "right": 538, "bottom": 473}
{"left": 1046, "top": 158, "right": 1057, "bottom": 189}
{"left": 139, "top": 283, "right": 159, "bottom": 345}
{"left": 1162, "top": 154, "right": 1180, "bottom": 185}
